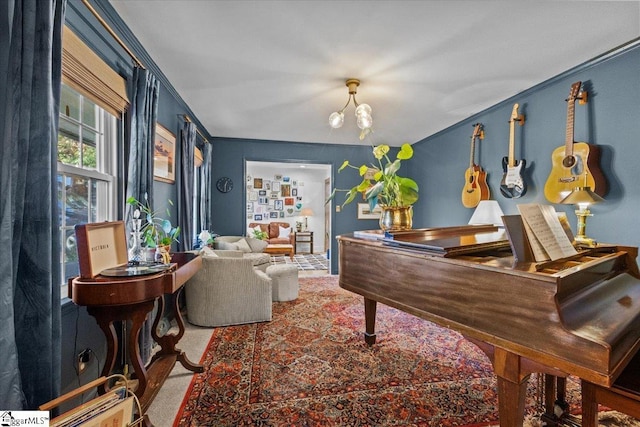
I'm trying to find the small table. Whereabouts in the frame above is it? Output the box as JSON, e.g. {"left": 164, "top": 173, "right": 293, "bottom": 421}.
{"left": 264, "top": 244, "right": 294, "bottom": 260}
{"left": 295, "top": 231, "right": 314, "bottom": 254}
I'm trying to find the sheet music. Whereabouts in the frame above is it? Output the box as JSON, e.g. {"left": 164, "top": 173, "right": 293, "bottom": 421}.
{"left": 517, "top": 204, "right": 577, "bottom": 261}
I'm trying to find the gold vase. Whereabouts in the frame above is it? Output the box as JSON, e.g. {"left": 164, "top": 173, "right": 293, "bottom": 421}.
{"left": 379, "top": 205, "right": 413, "bottom": 231}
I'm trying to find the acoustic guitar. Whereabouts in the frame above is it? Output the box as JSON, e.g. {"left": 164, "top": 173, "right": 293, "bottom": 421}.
{"left": 500, "top": 103, "right": 526, "bottom": 198}
{"left": 461, "top": 123, "right": 490, "bottom": 208}
{"left": 544, "top": 81, "right": 606, "bottom": 203}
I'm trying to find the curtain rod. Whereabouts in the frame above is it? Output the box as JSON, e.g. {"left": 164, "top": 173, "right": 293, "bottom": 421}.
{"left": 81, "top": 0, "right": 145, "bottom": 69}
{"left": 183, "top": 115, "right": 209, "bottom": 143}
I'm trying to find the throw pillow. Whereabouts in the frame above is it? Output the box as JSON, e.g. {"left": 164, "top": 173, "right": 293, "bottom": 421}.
{"left": 217, "top": 241, "right": 238, "bottom": 251}
{"left": 234, "top": 237, "right": 253, "bottom": 253}
{"left": 246, "top": 237, "right": 268, "bottom": 253}
{"left": 199, "top": 246, "right": 218, "bottom": 258}
{"left": 278, "top": 225, "right": 291, "bottom": 239}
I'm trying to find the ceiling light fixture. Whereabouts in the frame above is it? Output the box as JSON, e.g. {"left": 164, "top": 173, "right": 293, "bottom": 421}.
{"left": 329, "top": 79, "right": 373, "bottom": 140}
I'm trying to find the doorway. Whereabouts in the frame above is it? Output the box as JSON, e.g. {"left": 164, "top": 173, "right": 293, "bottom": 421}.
{"left": 245, "top": 161, "right": 331, "bottom": 255}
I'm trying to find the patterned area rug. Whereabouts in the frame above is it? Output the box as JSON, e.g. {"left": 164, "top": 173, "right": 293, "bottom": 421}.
{"left": 175, "top": 275, "right": 584, "bottom": 426}
{"left": 270, "top": 253, "right": 329, "bottom": 271}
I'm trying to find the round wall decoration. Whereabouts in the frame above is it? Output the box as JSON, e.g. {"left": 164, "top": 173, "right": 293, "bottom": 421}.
{"left": 216, "top": 177, "right": 233, "bottom": 193}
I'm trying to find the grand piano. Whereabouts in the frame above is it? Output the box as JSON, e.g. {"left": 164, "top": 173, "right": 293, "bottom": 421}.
{"left": 337, "top": 225, "right": 640, "bottom": 426}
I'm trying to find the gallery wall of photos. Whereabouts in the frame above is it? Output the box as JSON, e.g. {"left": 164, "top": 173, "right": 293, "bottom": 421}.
{"left": 246, "top": 174, "right": 304, "bottom": 221}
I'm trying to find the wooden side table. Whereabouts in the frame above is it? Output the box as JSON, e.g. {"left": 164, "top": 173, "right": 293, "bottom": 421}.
{"left": 295, "top": 231, "right": 313, "bottom": 254}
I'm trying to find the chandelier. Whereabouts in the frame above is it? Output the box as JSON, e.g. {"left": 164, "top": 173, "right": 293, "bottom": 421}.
{"left": 328, "top": 79, "right": 373, "bottom": 140}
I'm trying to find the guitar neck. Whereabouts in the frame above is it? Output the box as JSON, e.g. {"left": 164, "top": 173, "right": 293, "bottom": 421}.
{"left": 508, "top": 120, "right": 515, "bottom": 167}
{"left": 565, "top": 91, "right": 577, "bottom": 157}
{"left": 469, "top": 135, "right": 476, "bottom": 169}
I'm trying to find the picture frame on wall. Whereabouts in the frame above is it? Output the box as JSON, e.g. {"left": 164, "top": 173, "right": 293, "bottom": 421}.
{"left": 270, "top": 212, "right": 279, "bottom": 219}
{"left": 357, "top": 203, "right": 382, "bottom": 220}
{"left": 274, "top": 199, "right": 283, "bottom": 210}
{"left": 153, "top": 124, "right": 175, "bottom": 183}
{"left": 254, "top": 178, "right": 263, "bottom": 189}
{"left": 254, "top": 214, "right": 263, "bottom": 221}
{"left": 291, "top": 188, "right": 298, "bottom": 197}
{"left": 281, "top": 184, "right": 291, "bottom": 197}
{"left": 272, "top": 181, "right": 281, "bottom": 192}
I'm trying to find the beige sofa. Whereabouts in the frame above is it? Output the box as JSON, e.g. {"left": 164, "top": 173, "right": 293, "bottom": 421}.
{"left": 213, "top": 235, "right": 270, "bottom": 271}
{"left": 184, "top": 250, "right": 272, "bottom": 327}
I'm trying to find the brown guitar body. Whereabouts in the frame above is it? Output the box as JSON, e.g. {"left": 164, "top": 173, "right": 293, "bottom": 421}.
{"left": 544, "top": 142, "right": 607, "bottom": 203}
{"left": 462, "top": 165, "right": 490, "bottom": 208}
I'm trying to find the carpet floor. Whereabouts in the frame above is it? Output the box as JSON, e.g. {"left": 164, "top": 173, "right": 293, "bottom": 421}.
{"left": 270, "top": 253, "right": 329, "bottom": 271}
{"left": 173, "top": 275, "right": 618, "bottom": 426}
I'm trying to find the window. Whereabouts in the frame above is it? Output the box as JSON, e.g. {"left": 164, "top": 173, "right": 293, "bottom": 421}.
{"left": 58, "top": 85, "right": 118, "bottom": 298}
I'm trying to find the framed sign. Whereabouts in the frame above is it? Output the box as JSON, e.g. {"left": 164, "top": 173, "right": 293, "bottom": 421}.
{"left": 154, "top": 124, "right": 176, "bottom": 183}
{"left": 357, "top": 203, "right": 382, "bottom": 220}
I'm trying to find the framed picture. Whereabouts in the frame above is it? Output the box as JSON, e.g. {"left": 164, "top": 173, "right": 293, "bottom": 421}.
{"left": 249, "top": 191, "right": 258, "bottom": 201}
{"left": 270, "top": 211, "right": 279, "bottom": 219}
{"left": 284, "top": 197, "right": 294, "bottom": 205}
{"left": 258, "top": 196, "right": 268, "bottom": 205}
{"left": 357, "top": 203, "right": 382, "bottom": 220}
{"left": 247, "top": 203, "right": 254, "bottom": 213}
{"left": 270, "top": 192, "right": 279, "bottom": 199}
{"left": 274, "top": 199, "right": 283, "bottom": 210}
{"left": 254, "top": 214, "right": 263, "bottom": 221}
{"left": 283, "top": 176, "right": 290, "bottom": 182}
{"left": 258, "top": 190, "right": 267, "bottom": 196}
{"left": 272, "top": 181, "right": 281, "bottom": 192}
{"left": 281, "top": 184, "right": 291, "bottom": 197}
{"left": 279, "top": 211, "right": 285, "bottom": 218}
{"left": 291, "top": 188, "right": 298, "bottom": 197}
{"left": 254, "top": 178, "right": 263, "bottom": 189}
{"left": 154, "top": 124, "right": 175, "bottom": 183}
{"left": 264, "top": 180, "right": 271, "bottom": 190}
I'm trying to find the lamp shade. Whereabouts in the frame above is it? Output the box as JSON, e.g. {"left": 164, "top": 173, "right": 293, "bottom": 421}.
{"left": 468, "top": 200, "right": 505, "bottom": 227}
{"left": 300, "top": 208, "right": 314, "bottom": 217}
{"left": 560, "top": 187, "right": 604, "bottom": 206}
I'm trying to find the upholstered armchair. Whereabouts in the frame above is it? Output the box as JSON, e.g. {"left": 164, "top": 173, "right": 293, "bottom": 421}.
{"left": 184, "top": 254, "right": 272, "bottom": 327}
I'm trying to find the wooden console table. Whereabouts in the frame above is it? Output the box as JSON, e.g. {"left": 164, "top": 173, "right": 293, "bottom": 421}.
{"left": 69, "top": 252, "right": 203, "bottom": 419}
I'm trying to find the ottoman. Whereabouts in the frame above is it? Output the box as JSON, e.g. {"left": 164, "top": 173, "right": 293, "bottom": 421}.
{"left": 266, "top": 264, "right": 299, "bottom": 301}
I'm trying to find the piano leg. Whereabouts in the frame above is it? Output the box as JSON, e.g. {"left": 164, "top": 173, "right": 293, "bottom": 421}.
{"left": 364, "top": 297, "right": 377, "bottom": 346}
{"left": 494, "top": 347, "right": 528, "bottom": 427}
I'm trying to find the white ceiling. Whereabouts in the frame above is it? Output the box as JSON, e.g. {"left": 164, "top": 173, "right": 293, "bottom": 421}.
{"left": 109, "top": 1, "right": 640, "bottom": 146}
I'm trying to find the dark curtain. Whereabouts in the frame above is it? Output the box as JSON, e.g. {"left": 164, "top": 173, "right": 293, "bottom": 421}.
{"left": 124, "top": 66, "right": 159, "bottom": 366}
{"left": 125, "top": 66, "right": 159, "bottom": 225}
{"left": 198, "top": 141, "right": 212, "bottom": 231}
{"left": 177, "top": 121, "right": 195, "bottom": 251}
{"left": 0, "top": 0, "right": 65, "bottom": 409}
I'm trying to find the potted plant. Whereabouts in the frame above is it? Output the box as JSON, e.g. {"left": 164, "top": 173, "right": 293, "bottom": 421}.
{"left": 127, "top": 194, "right": 180, "bottom": 251}
{"left": 328, "top": 143, "right": 419, "bottom": 230}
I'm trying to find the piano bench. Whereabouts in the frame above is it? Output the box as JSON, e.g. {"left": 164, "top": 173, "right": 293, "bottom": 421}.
{"left": 581, "top": 353, "right": 640, "bottom": 427}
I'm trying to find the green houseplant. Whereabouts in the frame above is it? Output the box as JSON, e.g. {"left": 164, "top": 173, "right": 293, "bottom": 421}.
{"left": 328, "top": 143, "right": 419, "bottom": 230}
{"left": 127, "top": 194, "right": 180, "bottom": 248}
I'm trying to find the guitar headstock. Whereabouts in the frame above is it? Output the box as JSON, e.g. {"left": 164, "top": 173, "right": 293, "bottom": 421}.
{"left": 510, "top": 103, "right": 525, "bottom": 125}
{"left": 472, "top": 123, "right": 484, "bottom": 140}
{"left": 567, "top": 81, "right": 582, "bottom": 103}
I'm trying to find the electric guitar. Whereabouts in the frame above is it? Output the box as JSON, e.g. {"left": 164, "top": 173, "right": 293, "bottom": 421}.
{"left": 461, "top": 123, "right": 490, "bottom": 208}
{"left": 543, "top": 81, "right": 607, "bottom": 203}
{"left": 500, "top": 103, "right": 526, "bottom": 198}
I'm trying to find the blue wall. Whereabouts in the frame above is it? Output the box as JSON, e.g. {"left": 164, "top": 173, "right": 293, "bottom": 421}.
{"left": 210, "top": 42, "right": 640, "bottom": 272}
{"left": 408, "top": 42, "right": 640, "bottom": 251}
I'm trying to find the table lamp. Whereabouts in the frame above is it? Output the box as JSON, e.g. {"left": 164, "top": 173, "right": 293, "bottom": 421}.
{"left": 300, "top": 208, "right": 314, "bottom": 231}
{"left": 560, "top": 186, "right": 604, "bottom": 247}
